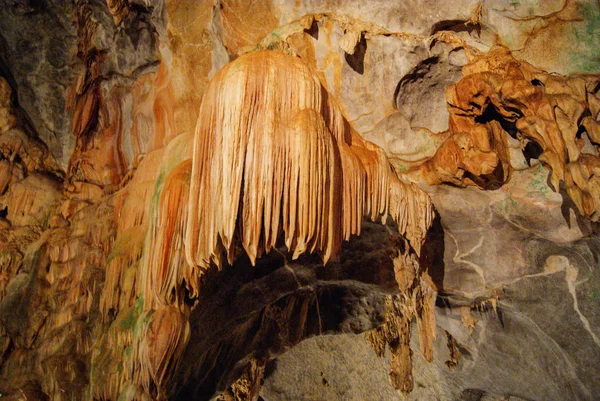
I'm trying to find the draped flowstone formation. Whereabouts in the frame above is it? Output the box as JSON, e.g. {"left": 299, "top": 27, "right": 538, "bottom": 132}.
{"left": 184, "top": 51, "right": 432, "bottom": 271}
{"left": 136, "top": 50, "right": 436, "bottom": 399}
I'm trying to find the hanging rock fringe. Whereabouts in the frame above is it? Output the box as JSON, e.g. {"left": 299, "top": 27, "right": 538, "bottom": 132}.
{"left": 143, "top": 160, "right": 196, "bottom": 309}
{"left": 182, "top": 50, "right": 433, "bottom": 273}
{"left": 137, "top": 50, "right": 436, "bottom": 397}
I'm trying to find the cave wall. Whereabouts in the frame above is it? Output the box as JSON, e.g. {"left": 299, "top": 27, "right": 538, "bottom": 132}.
{"left": 0, "top": 1, "right": 598, "bottom": 400}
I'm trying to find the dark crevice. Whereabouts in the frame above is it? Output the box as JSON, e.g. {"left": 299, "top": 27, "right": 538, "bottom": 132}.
{"left": 576, "top": 124, "right": 587, "bottom": 139}
{"left": 468, "top": 101, "right": 484, "bottom": 111}
{"left": 523, "top": 140, "right": 543, "bottom": 166}
{"left": 459, "top": 388, "right": 486, "bottom": 401}
{"left": 576, "top": 109, "right": 593, "bottom": 129}
{"left": 263, "top": 359, "right": 277, "bottom": 380}
{"left": 591, "top": 80, "right": 600, "bottom": 95}
{"left": 474, "top": 104, "right": 519, "bottom": 138}
{"left": 430, "top": 20, "right": 481, "bottom": 36}
{"left": 0, "top": 206, "right": 7, "bottom": 218}
{"left": 496, "top": 304, "right": 505, "bottom": 328}
{"left": 558, "top": 182, "right": 591, "bottom": 231}
{"left": 344, "top": 33, "right": 366, "bottom": 75}
{"left": 394, "top": 56, "right": 440, "bottom": 108}
{"left": 463, "top": 161, "right": 505, "bottom": 190}
{"left": 531, "top": 78, "right": 544, "bottom": 87}
{"left": 304, "top": 19, "right": 319, "bottom": 40}
{"left": 420, "top": 212, "right": 445, "bottom": 291}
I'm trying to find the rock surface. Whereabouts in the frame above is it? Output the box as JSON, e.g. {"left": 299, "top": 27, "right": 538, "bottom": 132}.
{"left": 0, "top": 1, "right": 598, "bottom": 401}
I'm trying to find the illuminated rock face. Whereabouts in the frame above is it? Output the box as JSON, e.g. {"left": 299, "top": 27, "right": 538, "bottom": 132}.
{"left": 184, "top": 50, "right": 432, "bottom": 270}
{"left": 423, "top": 46, "right": 600, "bottom": 220}
{"left": 0, "top": 1, "right": 599, "bottom": 401}
{"left": 141, "top": 49, "right": 435, "bottom": 399}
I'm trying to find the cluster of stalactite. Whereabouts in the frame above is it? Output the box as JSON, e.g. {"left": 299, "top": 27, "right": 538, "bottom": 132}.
{"left": 145, "top": 50, "right": 434, "bottom": 307}
{"left": 0, "top": 75, "right": 71, "bottom": 399}
{"left": 2, "top": 4, "right": 600, "bottom": 398}
{"left": 60, "top": 3, "right": 176, "bottom": 399}
{"left": 132, "top": 50, "right": 436, "bottom": 399}
{"left": 365, "top": 237, "right": 436, "bottom": 393}
{"left": 422, "top": 46, "right": 600, "bottom": 220}
{"left": 0, "top": 23, "right": 436, "bottom": 397}
{"left": 0, "top": 2, "right": 440, "bottom": 399}
{"left": 0, "top": 189, "right": 116, "bottom": 400}
{"left": 66, "top": 0, "right": 107, "bottom": 186}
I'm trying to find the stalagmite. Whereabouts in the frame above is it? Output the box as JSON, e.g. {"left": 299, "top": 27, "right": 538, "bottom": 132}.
{"left": 365, "top": 240, "right": 436, "bottom": 393}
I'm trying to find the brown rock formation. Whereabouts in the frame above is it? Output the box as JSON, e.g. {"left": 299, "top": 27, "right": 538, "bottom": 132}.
{"left": 423, "top": 46, "right": 600, "bottom": 220}
{"left": 138, "top": 49, "right": 436, "bottom": 399}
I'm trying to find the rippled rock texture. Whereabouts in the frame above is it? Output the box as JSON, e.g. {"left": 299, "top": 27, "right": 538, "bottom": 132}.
{"left": 0, "top": 1, "right": 599, "bottom": 400}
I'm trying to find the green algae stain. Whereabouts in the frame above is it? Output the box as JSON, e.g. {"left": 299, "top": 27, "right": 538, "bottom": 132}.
{"left": 527, "top": 164, "right": 551, "bottom": 200}
{"left": 118, "top": 294, "right": 144, "bottom": 330}
{"left": 500, "top": 196, "right": 518, "bottom": 215}
{"left": 568, "top": 1, "right": 600, "bottom": 73}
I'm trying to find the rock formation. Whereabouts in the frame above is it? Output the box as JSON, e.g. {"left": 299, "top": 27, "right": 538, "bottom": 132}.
{"left": 0, "top": 1, "right": 598, "bottom": 401}
{"left": 138, "top": 49, "right": 435, "bottom": 399}
{"left": 423, "top": 46, "right": 600, "bottom": 221}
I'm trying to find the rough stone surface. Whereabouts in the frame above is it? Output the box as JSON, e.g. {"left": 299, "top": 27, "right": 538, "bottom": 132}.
{"left": 0, "top": 0, "right": 81, "bottom": 168}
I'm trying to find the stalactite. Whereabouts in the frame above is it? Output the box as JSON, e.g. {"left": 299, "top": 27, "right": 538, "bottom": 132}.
{"left": 184, "top": 50, "right": 433, "bottom": 272}
{"left": 0, "top": 173, "right": 62, "bottom": 227}
{"left": 365, "top": 296, "right": 415, "bottom": 393}
{"left": 106, "top": 0, "right": 130, "bottom": 25}
{"left": 134, "top": 306, "right": 190, "bottom": 401}
{"left": 114, "top": 149, "right": 165, "bottom": 234}
{"left": 445, "top": 331, "right": 461, "bottom": 370}
{"left": 138, "top": 49, "right": 436, "bottom": 398}
{"left": 415, "top": 273, "right": 436, "bottom": 362}
{"left": 143, "top": 160, "right": 194, "bottom": 309}
{"left": 99, "top": 225, "right": 145, "bottom": 321}
{"left": 460, "top": 306, "right": 478, "bottom": 335}
{"left": 365, "top": 238, "right": 437, "bottom": 393}
{"left": 67, "top": 1, "right": 104, "bottom": 150}
{"left": 90, "top": 298, "right": 139, "bottom": 401}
